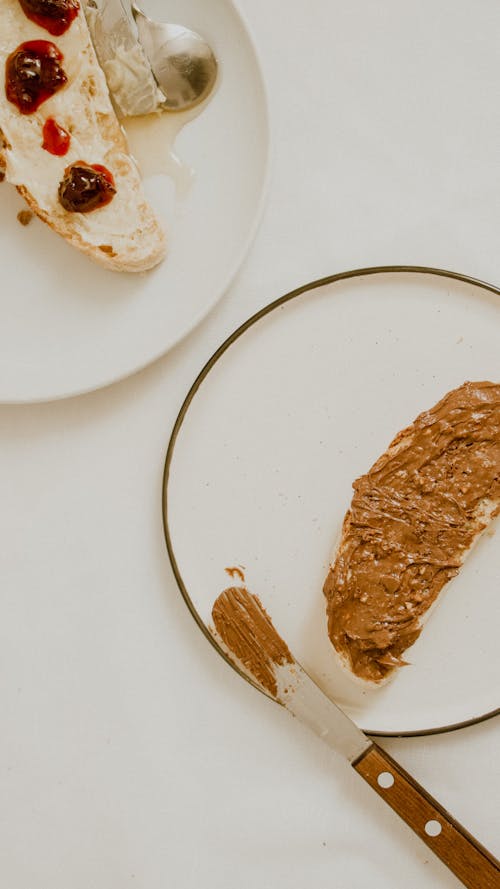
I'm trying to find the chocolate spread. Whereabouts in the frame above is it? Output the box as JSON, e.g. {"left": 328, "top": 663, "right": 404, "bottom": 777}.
{"left": 323, "top": 381, "right": 500, "bottom": 683}
{"left": 225, "top": 566, "right": 246, "bottom": 583}
{"left": 212, "top": 587, "right": 293, "bottom": 696}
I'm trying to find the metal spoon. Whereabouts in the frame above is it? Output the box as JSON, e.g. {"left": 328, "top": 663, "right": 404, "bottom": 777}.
{"left": 131, "top": 3, "right": 218, "bottom": 111}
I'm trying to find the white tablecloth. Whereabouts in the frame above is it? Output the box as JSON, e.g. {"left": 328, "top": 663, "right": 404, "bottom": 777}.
{"left": 1, "top": 1, "right": 499, "bottom": 886}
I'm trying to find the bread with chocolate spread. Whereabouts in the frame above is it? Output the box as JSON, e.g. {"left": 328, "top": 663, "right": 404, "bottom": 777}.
{"left": 323, "top": 381, "right": 500, "bottom": 686}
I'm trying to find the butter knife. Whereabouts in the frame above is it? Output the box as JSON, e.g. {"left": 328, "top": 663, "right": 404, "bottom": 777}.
{"left": 212, "top": 587, "right": 500, "bottom": 889}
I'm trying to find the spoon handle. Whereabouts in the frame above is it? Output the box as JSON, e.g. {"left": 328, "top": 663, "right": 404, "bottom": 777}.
{"left": 353, "top": 744, "right": 500, "bottom": 888}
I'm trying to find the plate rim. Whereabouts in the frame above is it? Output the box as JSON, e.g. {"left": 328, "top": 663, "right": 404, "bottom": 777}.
{"left": 162, "top": 264, "right": 500, "bottom": 738}
{"left": 0, "top": 0, "right": 271, "bottom": 405}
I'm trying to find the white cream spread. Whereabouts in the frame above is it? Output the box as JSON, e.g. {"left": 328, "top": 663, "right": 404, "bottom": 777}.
{"left": 85, "top": 0, "right": 166, "bottom": 117}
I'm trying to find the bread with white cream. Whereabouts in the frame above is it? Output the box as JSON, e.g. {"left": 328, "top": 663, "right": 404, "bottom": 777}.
{"left": 0, "top": 0, "right": 166, "bottom": 272}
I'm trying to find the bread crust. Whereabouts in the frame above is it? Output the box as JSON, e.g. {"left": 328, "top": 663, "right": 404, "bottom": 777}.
{"left": 15, "top": 182, "right": 166, "bottom": 272}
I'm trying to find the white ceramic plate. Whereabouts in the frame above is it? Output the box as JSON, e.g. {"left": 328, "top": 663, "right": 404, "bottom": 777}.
{"left": 164, "top": 267, "right": 500, "bottom": 736}
{"left": 0, "top": 0, "right": 269, "bottom": 402}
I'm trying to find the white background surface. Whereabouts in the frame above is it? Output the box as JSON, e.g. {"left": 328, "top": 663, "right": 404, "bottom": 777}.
{"left": 1, "top": 1, "right": 499, "bottom": 887}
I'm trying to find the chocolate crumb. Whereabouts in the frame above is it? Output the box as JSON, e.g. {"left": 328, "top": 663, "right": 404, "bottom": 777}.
{"left": 225, "top": 565, "right": 246, "bottom": 583}
{"left": 17, "top": 210, "right": 34, "bottom": 226}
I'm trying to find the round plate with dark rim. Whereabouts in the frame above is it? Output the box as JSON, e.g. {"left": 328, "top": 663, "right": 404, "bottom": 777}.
{"left": 163, "top": 266, "right": 500, "bottom": 737}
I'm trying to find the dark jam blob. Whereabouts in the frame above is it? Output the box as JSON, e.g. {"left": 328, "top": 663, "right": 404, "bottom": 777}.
{"left": 5, "top": 41, "right": 67, "bottom": 115}
{"left": 18, "top": 0, "right": 79, "bottom": 36}
{"left": 58, "top": 162, "right": 116, "bottom": 213}
{"left": 42, "top": 117, "right": 70, "bottom": 155}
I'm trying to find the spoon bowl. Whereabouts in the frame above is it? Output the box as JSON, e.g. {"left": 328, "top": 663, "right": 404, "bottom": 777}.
{"left": 131, "top": 3, "right": 218, "bottom": 111}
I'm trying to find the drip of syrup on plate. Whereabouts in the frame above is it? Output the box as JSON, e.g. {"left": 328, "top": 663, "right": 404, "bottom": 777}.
{"left": 122, "top": 106, "right": 201, "bottom": 197}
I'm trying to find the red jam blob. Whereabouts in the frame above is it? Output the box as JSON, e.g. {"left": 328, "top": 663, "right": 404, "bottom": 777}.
{"left": 42, "top": 117, "right": 70, "bottom": 155}
{"left": 5, "top": 41, "right": 67, "bottom": 115}
{"left": 58, "top": 162, "right": 116, "bottom": 212}
{"left": 18, "top": 0, "right": 79, "bottom": 36}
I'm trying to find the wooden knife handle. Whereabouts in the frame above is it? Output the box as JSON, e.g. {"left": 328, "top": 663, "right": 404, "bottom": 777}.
{"left": 353, "top": 743, "right": 500, "bottom": 889}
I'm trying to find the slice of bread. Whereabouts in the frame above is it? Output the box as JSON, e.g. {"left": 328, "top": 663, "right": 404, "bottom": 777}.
{"left": 0, "top": 0, "right": 166, "bottom": 272}
{"left": 323, "top": 381, "right": 500, "bottom": 687}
